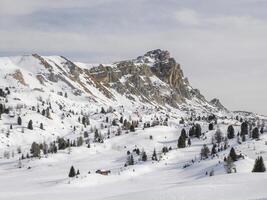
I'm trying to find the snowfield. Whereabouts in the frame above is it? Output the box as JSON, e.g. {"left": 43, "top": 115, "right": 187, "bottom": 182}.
{"left": 0, "top": 54, "right": 267, "bottom": 200}
{"left": 1, "top": 123, "right": 267, "bottom": 200}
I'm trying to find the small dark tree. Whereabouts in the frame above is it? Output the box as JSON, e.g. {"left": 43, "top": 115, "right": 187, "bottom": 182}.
{"left": 162, "top": 146, "right": 169, "bottom": 154}
{"left": 214, "top": 129, "right": 223, "bottom": 144}
{"left": 187, "top": 138, "right": 191, "bottom": 146}
{"left": 69, "top": 166, "right": 76, "bottom": 178}
{"left": 17, "top": 116, "right": 22, "bottom": 125}
{"left": 27, "top": 120, "right": 33, "bottom": 130}
{"left": 209, "top": 123, "right": 214, "bottom": 131}
{"left": 178, "top": 135, "right": 186, "bottom": 148}
{"left": 82, "top": 116, "right": 86, "bottom": 126}
{"left": 100, "top": 107, "right": 106, "bottom": 114}
{"left": 252, "top": 127, "right": 259, "bottom": 139}
{"left": 260, "top": 127, "right": 264, "bottom": 134}
{"left": 188, "top": 126, "right": 195, "bottom": 137}
{"left": 227, "top": 125, "right": 235, "bottom": 139}
{"left": 130, "top": 124, "right": 135, "bottom": 132}
{"left": 181, "top": 129, "right": 187, "bottom": 138}
{"left": 30, "top": 142, "right": 40, "bottom": 157}
{"left": 211, "top": 144, "right": 217, "bottom": 155}
{"left": 141, "top": 150, "right": 147, "bottom": 161}
{"left": 241, "top": 121, "right": 249, "bottom": 136}
{"left": 195, "top": 124, "right": 202, "bottom": 138}
{"left": 119, "top": 116, "right": 123, "bottom": 124}
{"left": 200, "top": 144, "right": 210, "bottom": 159}
{"left": 229, "top": 147, "right": 237, "bottom": 162}
{"left": 252, "top": 156, "right": 266, "bottom": 172}
{"left": 58, "top": 137, "right": 68, "bottom": 150}
{"left": 126, "top": 154, "right": 134, "bottom": 166}
{"left": 152, "top": 148, "right": 158, "bottom": 161}
{"left": 40, "top": 123, "right": 44, "bottom": 130}
{"left": 77, "top": 136, "right": 84, "bottom": 146}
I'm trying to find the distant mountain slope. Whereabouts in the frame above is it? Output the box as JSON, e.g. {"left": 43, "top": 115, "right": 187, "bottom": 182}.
{"left": 0, "top": 49, "right": 227, "bottom": 115}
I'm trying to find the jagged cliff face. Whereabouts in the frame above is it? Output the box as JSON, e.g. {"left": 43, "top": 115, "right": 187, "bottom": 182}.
{"left": 0, "top": 49, "right": 226, "bottom": 113}
{"left": 88, "top": 49, "right": 207, "bottom": 107}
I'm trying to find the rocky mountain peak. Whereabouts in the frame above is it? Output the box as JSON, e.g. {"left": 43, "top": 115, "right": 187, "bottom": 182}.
{"left": 0, "top": 50, "right": 228, "bottom": 114}
{"left": 210, "top": 98, "right": 228, "bottom": 112}
{"left": 135, "top": 49, "right": 171, "bottom": 65}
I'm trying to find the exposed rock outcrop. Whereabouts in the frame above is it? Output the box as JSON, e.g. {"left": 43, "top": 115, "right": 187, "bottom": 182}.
{"left": 88, "top": 49, "right": 204, "bottom": 107}
{"left": 210, "top": 98, "right": 228, "bottom": 112}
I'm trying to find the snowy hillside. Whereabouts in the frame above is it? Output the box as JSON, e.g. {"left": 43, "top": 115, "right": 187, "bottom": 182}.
{"left": 0, "top": 50, "right": 267, "bottom": 200}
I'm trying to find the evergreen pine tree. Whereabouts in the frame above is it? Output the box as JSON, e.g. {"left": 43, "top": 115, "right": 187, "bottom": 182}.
{"left": 187, "top": 138, "right": 191, "bottom": 146}
{"left": 260, "top": 127, "right": 264, "bottom": 134}
{"left": 178, "top": 135, "right": 186, "bottom": 148}
{"left": 94, "top": 129, "right": 99, "bottom": 142}
{"left": 229, "top": 147, "right": 237, "bottom": 162}
{"left": 211, "top": 144, "right": 217, "bottom": 155}
{"left": 214, "top": 129, "right": 223, "bottom": 144}
{"left": 77, "top": 136, "right": 84, "bottom": 146}
{"left": 252, "top": 127, "right": 259, "bottom": 139}
{"left": 241, "top": 121, "right": 249, "bottom": 135}
{"left": 69, "top": 166, "right": 76, "bottom": 178}
{"left": 30, "top": 142, "right": 40, "bottom": 157}
{"left": 252, "top": 156, "right": 266, "bottom": 172}
{"left": 17, "top": 116, "right": 22, "bottom": 125}
{"left": 189, "top": 126, "right": 195, "bottom": 137}
{"left": 195, "top": 124, "right": 202, "bottom": 138}
{"left": 224, "top": 156, "right": 235, "bottom": 173}
{"left": 200, "top": 144, "right": 210, "bottom": 159}
{"left": 152, "top": 148, "right": 158, "bottom": 161}
{"left": 119, "top": 116, "right": 123, "bottom": 124}
{"left": 181, "top": 129, "right": 187, "bottom": 138}
{"left": 126, "top": 154, "right": 134, "bottom": 165}
{"left": 100, "top": 107, "right": 106, "bottom": 114}
{"left": 130, "top": 124, "right": 135, "bottom": 132}
{"left": 141, "top": 150, "right": 147, "bottom": 161}
{"left": 27, "top": 120, "right": 33, "bottom": 130}
{"left": 227, "top": 125, "right": 235, "bottom": 139}
{"left": 208, "top": 123, "right": 214, "bottom": 130}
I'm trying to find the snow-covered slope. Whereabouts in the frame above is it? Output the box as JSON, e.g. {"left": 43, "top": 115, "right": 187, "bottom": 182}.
{"left": 0, "top": 50, "right": 267, "bottom": 200}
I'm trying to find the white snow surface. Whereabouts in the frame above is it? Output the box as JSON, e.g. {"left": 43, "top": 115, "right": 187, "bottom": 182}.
{"left": 0, "top": 55, "right": 267, "bottom": 200}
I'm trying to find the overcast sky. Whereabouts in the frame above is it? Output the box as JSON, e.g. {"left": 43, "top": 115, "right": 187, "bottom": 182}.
{"left": 0, "top": 0, "right": 267, "bottom": 115}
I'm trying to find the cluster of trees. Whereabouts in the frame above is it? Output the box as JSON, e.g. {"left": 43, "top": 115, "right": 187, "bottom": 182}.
{"left": 24, "top": 136, "right": 87, "bottom": 159}
{"left": 0, "top": 103, "right": 10, "bottom": 119}
{"left": 188, "top": 124, "right": 202, "bottom": 138}
{"left": 94, "top": 129, "right": 103, "bottom": 143}
{"left": 27, "top": 141, "right": 57, "bottom": 158}
{"left": 225, "top": 121, "right": 264, "bottom": 143}
{"left": 239, "top": 121, "right": 264, "bottom": 141}
{"left": 200, "top": 144, "right": 210, "bottom": 159}
{"left": 41, "top": 108, "right": 51, "bottom": 119}
{"left": 78, "top": 115, "right": 90, "bottom": 127}
{"left": 125, "top": 147, "right": 164, "bottom": 167}
{"left": 0, "top": 87, "right": 10, "bottom": 97}
{"left": 252, "top": 156, "right": 266, "bottom": 172}
{"left": 178, "top": 128, "right": 191, "bottom": 148}
{"left": 68, "top": 166, "right": 80, "bottom": 178}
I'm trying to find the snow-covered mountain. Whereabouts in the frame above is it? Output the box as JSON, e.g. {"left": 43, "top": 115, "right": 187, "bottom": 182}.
{"left": 0, "top": 49, "right": 227, "bottom": 113}
{"left": 1, "top": 50, "right": 267, "bottom": 200}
